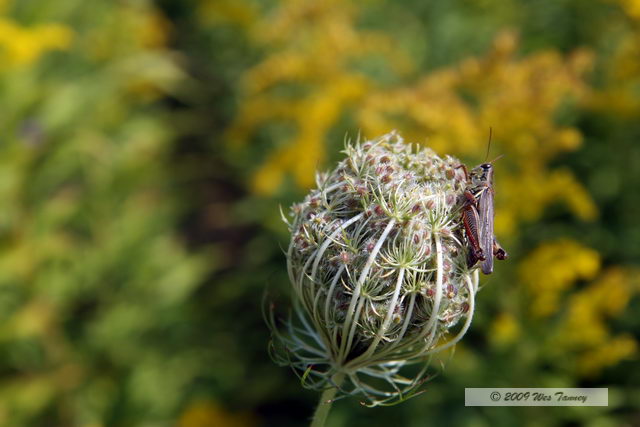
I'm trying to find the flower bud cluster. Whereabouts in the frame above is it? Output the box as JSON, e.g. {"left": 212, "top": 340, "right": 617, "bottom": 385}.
{"left": 273, "top": 131, "right": 480, "bottom": 405}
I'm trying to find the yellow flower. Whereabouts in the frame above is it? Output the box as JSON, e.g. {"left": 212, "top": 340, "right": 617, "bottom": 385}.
{"left": 224, "top": 0, "right": 408, "bottom": 194}
{"left": 577, "top": 335, "right": 637, "bottom": 376}
{"left": 137, "top": 9, "right": 171, "bottom": 49}
{"left": 616, "top": 0, "right": 640, "bottom": 19}
{"left": 178, "top": 400, "right": 256, "bottom": 427}
{"left": 519, "top": 239, "right": 600, "bottom": 317}
{"left": 0, "top": 19, "right": 73, "bottom": 68}
{"left": 491, "top": 312, "right": 521, "bottom": 347}
{"left": 198, "top": 0, "right": 259, "bottom": 30}
{"left": 225, "top": 0, "right": 597, "bottom": 231}
{"left": 550, "top": 268, "right": 639, "bottom": 376}
{"left": 587, "top": 1, "right": 640, "bottom": 115}
{"left": 359, "top": 32, "right": 596, "bottom": 236}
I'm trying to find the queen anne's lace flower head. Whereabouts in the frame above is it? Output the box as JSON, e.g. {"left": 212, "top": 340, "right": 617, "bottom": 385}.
{"left": 269, "top": 131, "right": 481, "bottom": 406}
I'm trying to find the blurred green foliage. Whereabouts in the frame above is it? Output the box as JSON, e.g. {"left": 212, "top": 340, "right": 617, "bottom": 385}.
{"left": 0, "top": 1, "right": 214, "bottom": 425}
{"left": 0, "top": 0, "right": 639, "bottom": 426}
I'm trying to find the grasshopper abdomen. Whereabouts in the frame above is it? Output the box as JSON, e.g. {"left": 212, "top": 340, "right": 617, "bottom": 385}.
{"left": 459, "top": 159, "right": 508, "bottom": 274}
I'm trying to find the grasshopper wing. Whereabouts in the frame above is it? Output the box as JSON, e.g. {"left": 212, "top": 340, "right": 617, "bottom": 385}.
{"left": 478, "top": 186, "right": 495, "bottom": 275}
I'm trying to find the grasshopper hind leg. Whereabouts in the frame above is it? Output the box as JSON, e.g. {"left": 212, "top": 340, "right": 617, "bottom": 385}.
{"left": 466, "top": 246, "right": 485, "bottom": 269}
{"left": 493, "top": 238, "right": 508, "bottom": 260}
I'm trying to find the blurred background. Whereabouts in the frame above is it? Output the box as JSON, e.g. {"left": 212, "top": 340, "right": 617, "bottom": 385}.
{"left": 0, "top": 0, "right": 638, "bottom": 425}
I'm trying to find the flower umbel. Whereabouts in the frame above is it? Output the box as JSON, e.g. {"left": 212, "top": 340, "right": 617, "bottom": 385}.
{"left": 269, "top": 131, "right": 481, "bottom": 407}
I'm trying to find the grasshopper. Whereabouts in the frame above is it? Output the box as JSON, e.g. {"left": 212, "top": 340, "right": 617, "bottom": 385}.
{"left": 457, "top": 131, "right": 508, "bottom": 274}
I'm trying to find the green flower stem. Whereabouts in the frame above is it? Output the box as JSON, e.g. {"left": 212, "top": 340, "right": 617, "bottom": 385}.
{"left": 310, "top": 372, "right": 345, "bottom": 427}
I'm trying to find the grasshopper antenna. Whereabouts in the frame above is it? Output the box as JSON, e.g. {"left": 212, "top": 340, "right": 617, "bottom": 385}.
{"left": 489, "top": 154, "right": 504, "bottom": 164}
{"left": 484, "top": 127, "right": 504, "bottom": 164}
{"left": 484, "top": 127, "right": 492, "bottom": 162}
